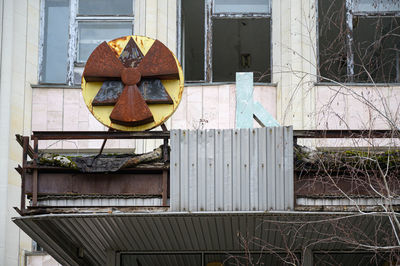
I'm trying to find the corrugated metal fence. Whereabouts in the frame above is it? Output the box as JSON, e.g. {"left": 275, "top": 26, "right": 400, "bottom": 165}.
{"left": 170, "top": 127, "right": 293, "bottom": 211}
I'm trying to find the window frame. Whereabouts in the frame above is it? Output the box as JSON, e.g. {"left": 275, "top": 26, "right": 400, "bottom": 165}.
{"left": 182, "top": 0, "right": 272, "bottom": 83}
{"left": 317, "top": 0, "right": 400, "bottom": 83}
{"left": 38, "top": 0, "right": 135, "bottom": 86}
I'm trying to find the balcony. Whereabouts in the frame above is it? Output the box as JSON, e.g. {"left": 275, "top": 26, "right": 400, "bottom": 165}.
{"left": 14, "top": 128, "right": 399, "bottom": 214}
{"left": 13, "top": 128, "right": 400, "bottom": 265}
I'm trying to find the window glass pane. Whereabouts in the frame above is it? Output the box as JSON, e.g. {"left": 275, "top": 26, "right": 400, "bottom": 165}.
{"left": 214, "top": 0, "right": 270, "bottom": 14}
{"left": 183, "top": 0, "right": 205, "bottom": 81}
{"left": 78, "top": 22, "right": 132, "bottom": 62}
{"left": 42, "top": 0, "right": 69, "bottom": 83}
{"left": 78, "top": 0, "right": 133, "bottom": 15}
{"left": 353, "top": 0, "right": 400, "bottom": 13}
{"left": 353, "top": 17, "right": 400, "bottom": 83}
{"left": 318, "top": 0, "right": 347, "bottom": 82}
{"left": 212, "top": 18, "right": 270, "bottom": 82}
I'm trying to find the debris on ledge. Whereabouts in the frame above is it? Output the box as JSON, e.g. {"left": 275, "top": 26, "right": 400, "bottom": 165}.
{"left": 37, "top": 146, "right": 166, "bottom": 173}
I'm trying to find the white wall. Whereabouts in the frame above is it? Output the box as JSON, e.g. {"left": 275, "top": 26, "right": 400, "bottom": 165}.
{"left": 0, "top": 0, "right": 40, "bottom": 265}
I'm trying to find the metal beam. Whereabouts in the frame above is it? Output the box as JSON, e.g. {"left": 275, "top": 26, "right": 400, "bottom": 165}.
{"left": 293, "top": 129, "right": 399, "bottom": 139}
{"left": 31, "top": 130, "right": 170, "bottom": 140}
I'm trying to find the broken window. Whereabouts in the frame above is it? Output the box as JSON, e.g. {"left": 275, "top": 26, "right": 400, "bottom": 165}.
{"left": 182, "top": 0, "right": 271, "bottom": 83}
{"left": 40, "top": 0, "right": 134, "bottom": 85}
{"left": 318, "top": 0, "right": 400, "bottom": 83}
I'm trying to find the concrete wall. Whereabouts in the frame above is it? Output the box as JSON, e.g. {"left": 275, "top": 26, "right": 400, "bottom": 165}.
{"left": 0, "top": 0, "right": 40, "bottom": 265}
{"left": 272, "top": 0, "right": 317, "bottom": 129}
{"left": 31, "top": 84, "right": 277, "bottom": 153}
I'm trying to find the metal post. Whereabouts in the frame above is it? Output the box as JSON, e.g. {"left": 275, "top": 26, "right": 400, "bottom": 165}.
{"left": 346, "top": 0, "right": 354, "bottom": 82}
{"left": 32, "top": 137, "right": 39, "bottom": 206}
{"left": 205, "top": 0, "right": 213, "bottom": 82}
{"left": 21, "top": 137, "right": 29, "bottom": 213}
{"left": 162, "top": 170, "right": 168, "bottom": 206}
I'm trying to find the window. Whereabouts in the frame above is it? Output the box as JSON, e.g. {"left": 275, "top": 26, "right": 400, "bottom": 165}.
{"left": 182, "top": 0, "right": 271, "bottom": 83}
{"left": 40, "top": 0, "right": 134, "bottom": 85}
{"left": 318, "top": 0, "right": 400, "bottom": 83}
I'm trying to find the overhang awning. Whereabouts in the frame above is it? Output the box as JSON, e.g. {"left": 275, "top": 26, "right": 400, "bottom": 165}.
{"left": 13, "top": 211, "right": 394, "bottom": 266}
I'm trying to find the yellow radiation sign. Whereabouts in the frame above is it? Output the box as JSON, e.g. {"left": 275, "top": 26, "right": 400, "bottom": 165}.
{"left": 81, "top": 35, "right": 184, "bottom": 131}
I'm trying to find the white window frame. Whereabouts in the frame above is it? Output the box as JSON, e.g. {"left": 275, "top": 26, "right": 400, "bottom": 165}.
{"left": 318, "top": 0, "right": 400, "bottom": 83}
{"left": 39, "top": 0, "right": 135, "bottom": 85}
{"left": 345, "top": 0, "right": 400, "bottom": 82}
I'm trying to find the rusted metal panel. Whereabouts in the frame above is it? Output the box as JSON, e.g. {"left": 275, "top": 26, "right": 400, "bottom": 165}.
{"left": 25, "top": 172, "right": 163, "bottom": 195}
{"left": 31, "top": 131, "right": 170, "bottom": 140}
{"left": 170, "top": 127, "right": 294, "bottom": 212}
{"left": 137, "top": 40, "right": 180, "bottom": 79}
{"left": 110, "top": 85, "right": 155, "bottom": 126}
{"left": 83, "top": 41, "right": 124, "bottom": 82}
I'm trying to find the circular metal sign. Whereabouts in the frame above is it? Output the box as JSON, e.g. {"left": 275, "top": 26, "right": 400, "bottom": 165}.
{"left": 81, "top": 35, "right": 184, "bottom": 131}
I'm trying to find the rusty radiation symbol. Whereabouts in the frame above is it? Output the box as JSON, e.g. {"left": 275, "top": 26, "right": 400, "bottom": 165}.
{"left": 81, "top": 36, "right": 184, "bottom": 131}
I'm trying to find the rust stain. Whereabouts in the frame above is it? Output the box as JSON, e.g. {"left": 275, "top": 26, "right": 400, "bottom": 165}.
{"left": 109, "top": 36, "right": 130, "bottom": 56}
{"left": 109, "top": 85, "right": 154, "bottom": 126}
{"left": 83, "top": 42, "right": 124, "bottom": 82}
{"left": 137, "top": 40, "right": 180, "bottom": 80}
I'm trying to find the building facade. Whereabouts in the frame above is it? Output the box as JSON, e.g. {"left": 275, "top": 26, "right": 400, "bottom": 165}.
{"left": 1, "top": 0, "right": 400, "bottom": 265}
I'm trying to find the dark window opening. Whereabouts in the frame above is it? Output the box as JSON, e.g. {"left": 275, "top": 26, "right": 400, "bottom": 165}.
{"left": 212, "top": 18, "right": 271, "bottom": 82}
{"left": 318, "top": 0, "right": 400, "bottom": 83}
{"left": 182, "top": 0, "right": 271, "bottom": 83}
{"left": 182, "top": 0, "right": 205, "bottom": 82}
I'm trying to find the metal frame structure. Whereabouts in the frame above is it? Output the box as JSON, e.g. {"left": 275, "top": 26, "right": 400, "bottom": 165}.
{"left": 15, "top": 129, "right": 170, "bottom": 215}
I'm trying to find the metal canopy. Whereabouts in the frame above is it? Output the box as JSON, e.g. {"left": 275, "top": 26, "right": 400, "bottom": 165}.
{"left": 13, "top": 211, "right": 393, "bottom": 266}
